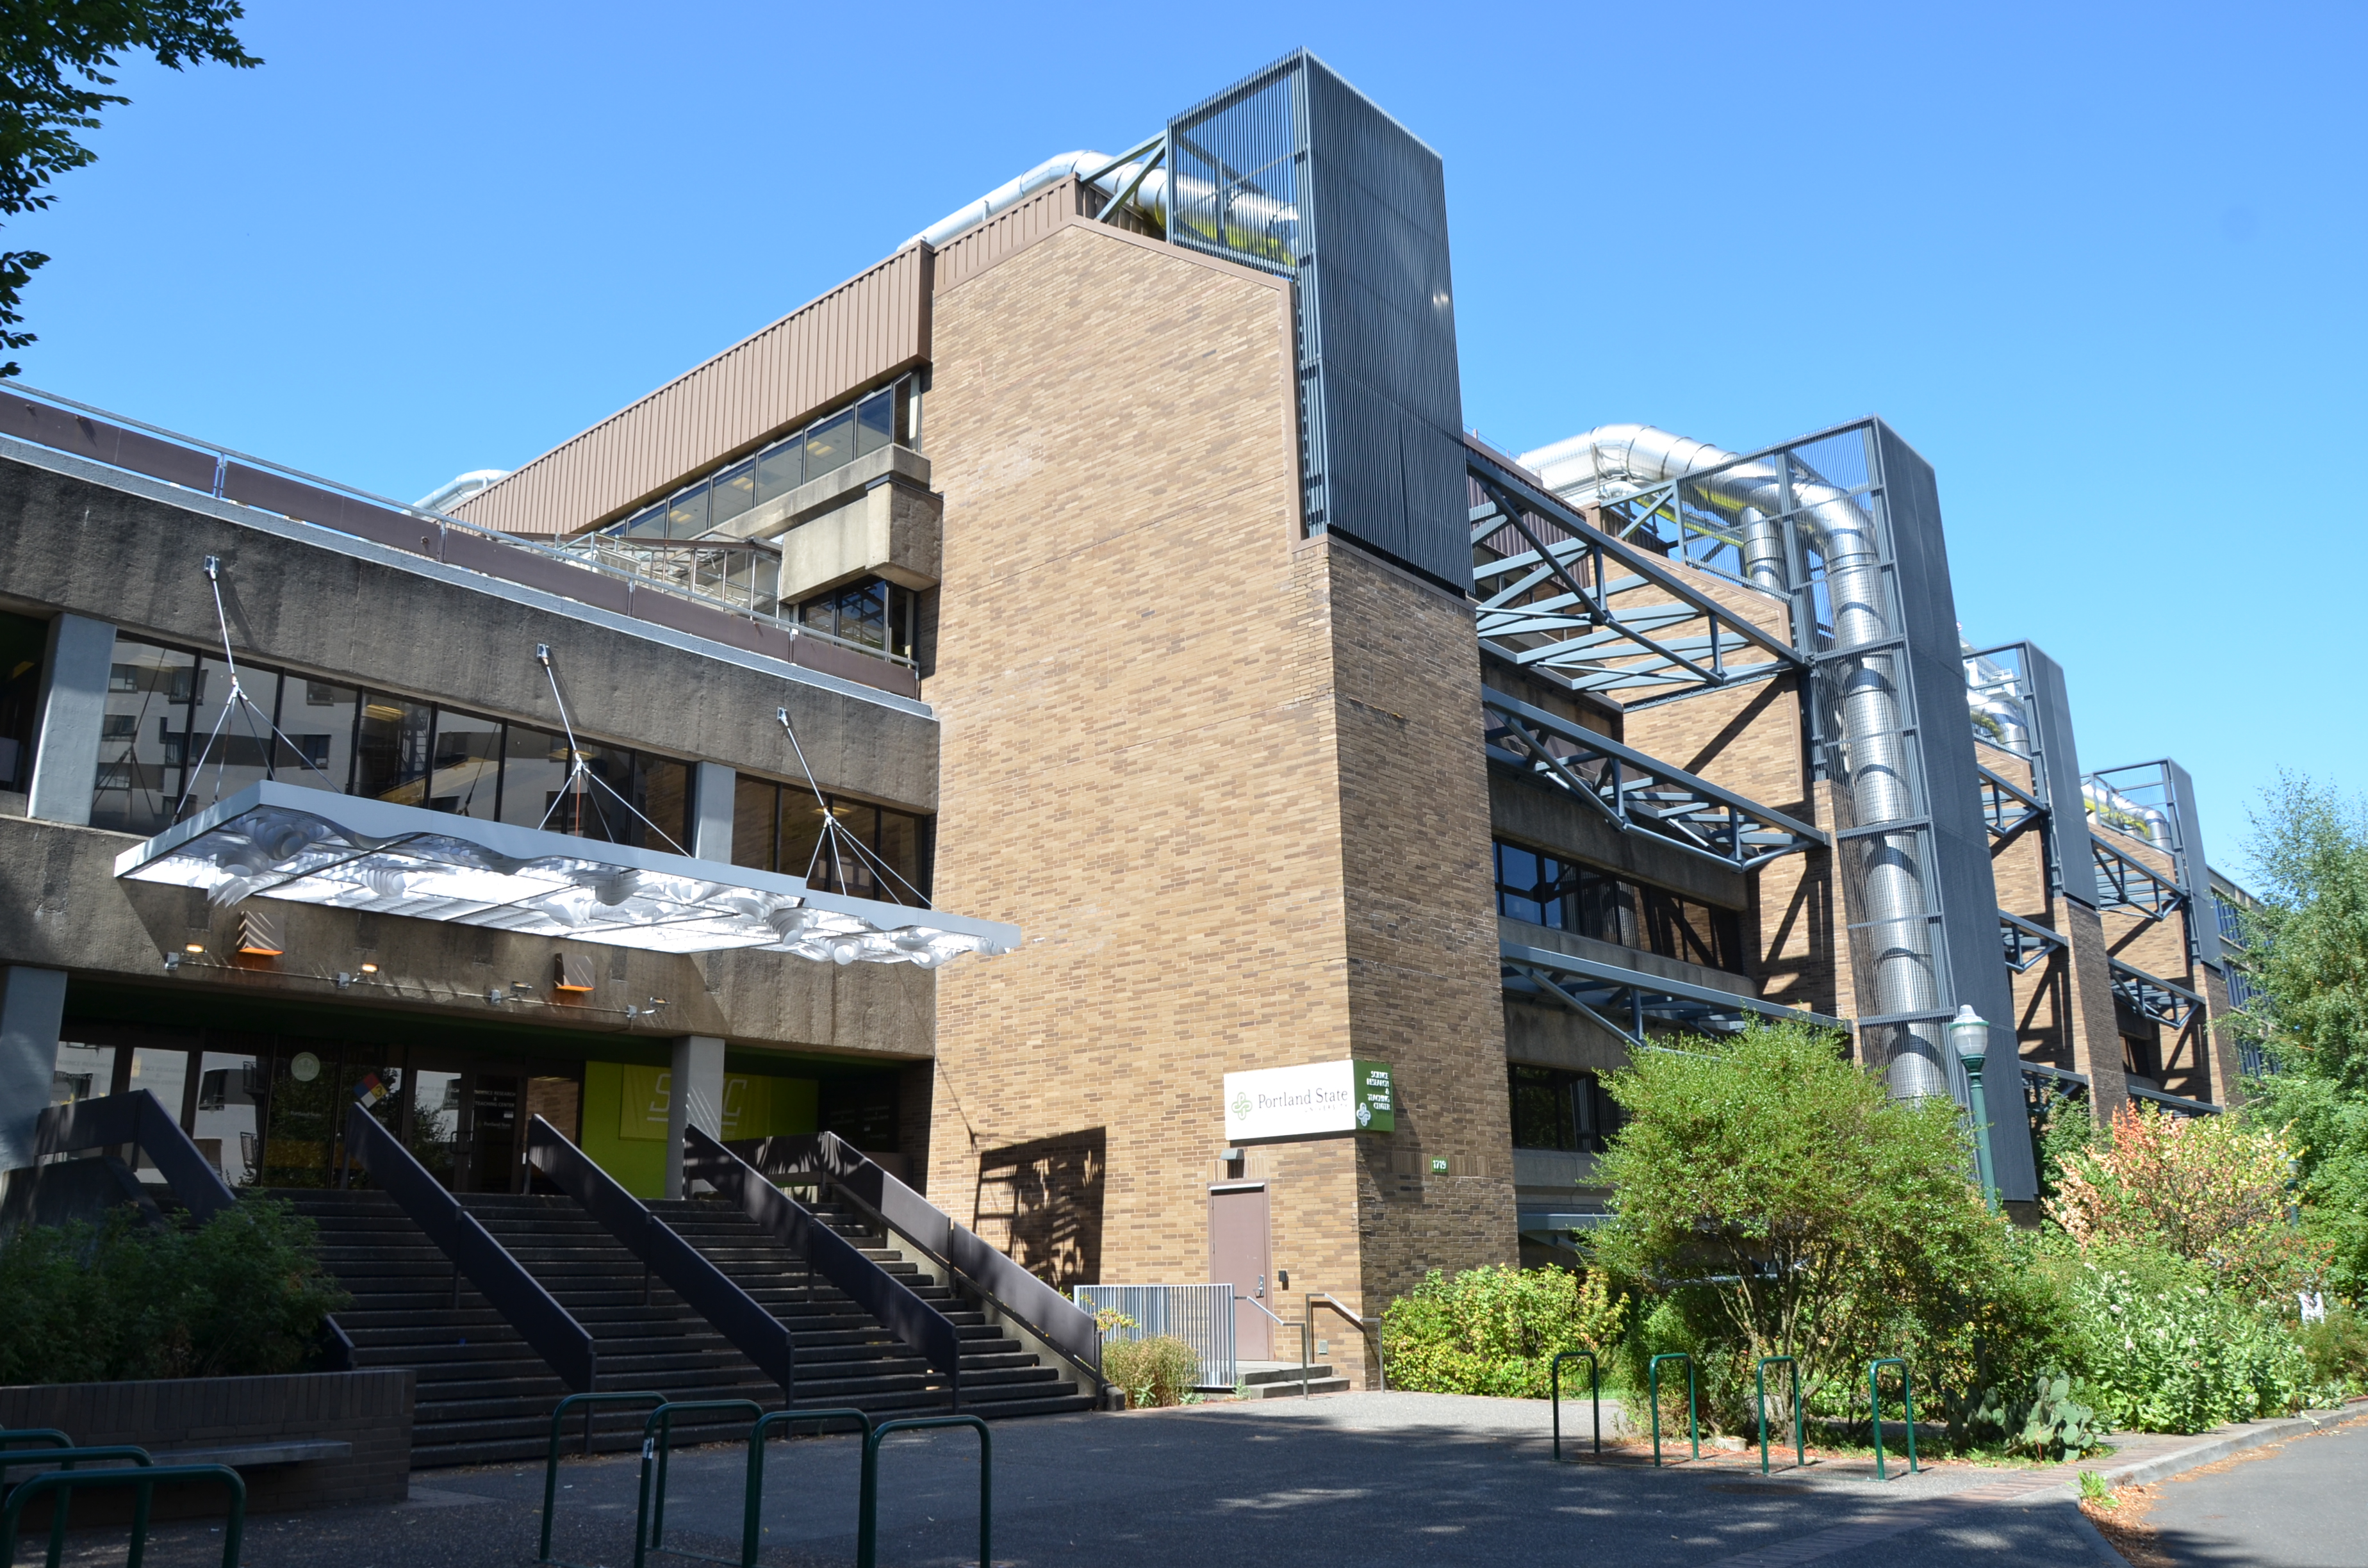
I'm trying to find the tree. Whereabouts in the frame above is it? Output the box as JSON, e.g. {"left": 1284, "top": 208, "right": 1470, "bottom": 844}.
{"left": 0, "top": 1, "right": 259, "bottom": 376}
{"left": 1591, "top": 1019, "right": 2044, "bottom": 1425}
{"left": 2234, "top": 773, "right": 2368, "bottom": 1297}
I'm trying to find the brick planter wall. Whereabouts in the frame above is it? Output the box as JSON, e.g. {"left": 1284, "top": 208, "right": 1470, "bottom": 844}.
{"left": 0, "top": 1369, "right": 413, "bottom": 1522}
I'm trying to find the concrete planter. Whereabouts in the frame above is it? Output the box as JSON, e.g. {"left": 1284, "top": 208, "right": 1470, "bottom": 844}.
{"left": 0, "top": 1368, "right": 413, "bottom": 1519}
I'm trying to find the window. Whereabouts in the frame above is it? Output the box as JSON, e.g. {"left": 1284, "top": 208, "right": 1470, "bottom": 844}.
{"left": 605, "top": 379, "right": 914, "bottom": 543}
{"left": 727, "top": 776, "right": 931, "bottom": 901}
{"left": 798, "top": 578, "right": 917, "bottom": 659}
{"left": 1508, "top": 1065, "right": 1618, "bottom": 1152}
{"left": 1493, "top": 839, "right": 1747, "bottom": 974}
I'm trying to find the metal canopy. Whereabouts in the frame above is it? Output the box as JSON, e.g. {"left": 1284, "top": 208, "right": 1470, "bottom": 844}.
{"left": 1483, "top": 687, "right": 1826, "bottom": 873}
{"left": 114, "top": 781, "right": 1019, "bottom": 966}
{"left": 1501, "top": 938, "right": 1850, "bottom": 1050}
{"left": 1468, "top": 445, "right": 1802, "bottom": 705}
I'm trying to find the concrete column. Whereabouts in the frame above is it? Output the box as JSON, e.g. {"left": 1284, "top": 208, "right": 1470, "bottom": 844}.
{"left": 0, "top": 966, "right": 69, "bottom": 1170}
{"left": 25, "top": 614, "right": 114, "bottom": 826}
{"left": 2059, "top": 901, "right": 2131, "bottom": 1124}
{"left": 663, "top": 1034, "right": 725, "bottom": 1200}
{"left": 690, "top": 762, "right": 735, "bottom": 863}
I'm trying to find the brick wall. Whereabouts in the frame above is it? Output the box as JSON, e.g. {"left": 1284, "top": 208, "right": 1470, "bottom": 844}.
{"left": 921, "top": 219, "right": 1508, "bottom": 1386}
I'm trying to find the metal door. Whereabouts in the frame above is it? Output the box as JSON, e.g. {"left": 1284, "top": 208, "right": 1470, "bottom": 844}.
{"left": 1208, "top": 1184, "right": 1272, "bottom": 1359}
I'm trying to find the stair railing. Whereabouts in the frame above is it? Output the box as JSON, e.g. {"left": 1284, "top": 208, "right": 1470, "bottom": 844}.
{"left": 29, "top": 1091, "right": 354, "bottom": 1370}
{"left": 727, "top": 1132, "right": 1105, "bottom": 1391}
{"left": 524, "top": 1116, "right": 796, "bottom": 1401}
{"left": 684, "top": 1127, "right": 964, "bottom": 1410}
{"left": 343, "top": 1104, "right": 597, "bottom": 1392}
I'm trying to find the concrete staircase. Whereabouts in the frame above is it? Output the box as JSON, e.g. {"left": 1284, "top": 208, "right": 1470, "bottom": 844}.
{"left": 284, "top": 1188, "right": 1094, "bottom": 1469}
{"left": 1235, "top": 1360, "right": 1352, "bottom": 1398}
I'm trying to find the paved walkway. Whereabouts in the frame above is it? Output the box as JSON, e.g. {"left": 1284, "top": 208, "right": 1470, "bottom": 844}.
{"left": 30, "top": 1392, "right": 2356, "bottom": 1567}
{"left": 2117, "top": 1410, "right": 2368, "bottom": 1565}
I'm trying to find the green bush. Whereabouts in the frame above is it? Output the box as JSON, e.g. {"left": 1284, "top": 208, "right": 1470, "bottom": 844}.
{"left": 0, "top": 1200, "right": 349, "bottom": 1384}
{"left": 1103, "top": 1334, "right": 1198, "bottom": 1408}
{"left": 1383, "top": 1264, "right": 1627, "bottom": 1399}
{"left": 2054, "top": 1242, "right": 2305, "bottom": 1433}
{"left": 2297, "top": 1305, "right": 2368, "bottom": 1401}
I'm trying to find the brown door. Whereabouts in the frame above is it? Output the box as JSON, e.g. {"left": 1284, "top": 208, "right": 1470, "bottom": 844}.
{"left": 1208, "top": 1184, "right": 1272, "bottom": 1359}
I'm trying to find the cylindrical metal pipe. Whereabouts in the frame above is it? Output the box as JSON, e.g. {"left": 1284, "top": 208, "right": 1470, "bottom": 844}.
{"left": 1522, "top": 424, "right": 1950, "bottom": 1098}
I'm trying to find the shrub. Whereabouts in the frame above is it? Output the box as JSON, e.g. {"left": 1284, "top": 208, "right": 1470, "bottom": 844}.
{"left": 1101, "top": 1334, "right": 1198, "bottom": 1408}
{"left": 2053, "top": 1241, "right": 2306, "bottom": 1433}
{"left": 1383, "top": 1264, "right": 1627, "bottom": 1398}
{"left": 0, "top": 1200, "right": 348, "bottom": 1384}
{"left": 2297, "top": 1305, "right": 2368, "bottom": 1398}
{"left": 1591, "top": 1020, "right": 2040, "bottom": 1431}
{"left": 2047, "top": 1104, "right": 2328, "bottom": 1307}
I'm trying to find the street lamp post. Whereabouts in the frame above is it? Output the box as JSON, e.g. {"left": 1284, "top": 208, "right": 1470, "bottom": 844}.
{"left": 1951, "top": 1005, "right": 1998, "bottom": 1212}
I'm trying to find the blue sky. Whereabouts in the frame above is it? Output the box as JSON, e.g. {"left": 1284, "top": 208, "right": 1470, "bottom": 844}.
{"left": 10, "top": 1, "right": 2361, "bottom": 876}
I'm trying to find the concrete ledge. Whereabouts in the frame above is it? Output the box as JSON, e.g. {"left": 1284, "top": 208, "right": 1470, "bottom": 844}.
{"left": 149, "top": 1438, "right": 354, "bottom": 1467}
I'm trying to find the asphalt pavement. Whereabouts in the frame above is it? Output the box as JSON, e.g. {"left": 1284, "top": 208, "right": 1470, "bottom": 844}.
{"left": 2130, "top": 1413, "right": 2368, "bottom": 1567}
{"left": 29, "top": 1391, "right": 2135, "bottom": 1567}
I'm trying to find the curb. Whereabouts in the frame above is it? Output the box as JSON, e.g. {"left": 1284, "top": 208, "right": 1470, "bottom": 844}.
{"left": 2073, "top": 1403, "right": 2368, "bottom": 1496}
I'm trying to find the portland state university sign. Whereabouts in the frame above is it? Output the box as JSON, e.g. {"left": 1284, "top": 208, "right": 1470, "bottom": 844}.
{"left": 1222, "top": 1059, "right": 1395, "bottom": 1142}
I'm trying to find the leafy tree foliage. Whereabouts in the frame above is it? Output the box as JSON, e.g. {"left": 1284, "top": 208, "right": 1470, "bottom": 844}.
{"left": 1381, "top": 1264, "right": 1627, "bottom": 1398}
{"left": 0, "top": 1, "right": 259, "bottom": 375}
{"left": 2232, "top": 773, "right": 2368, "bottom": 1297}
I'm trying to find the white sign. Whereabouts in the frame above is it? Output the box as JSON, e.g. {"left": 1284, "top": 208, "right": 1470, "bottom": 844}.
{"left": 1223, "top": 1059, "right": 1394, "bottom": 1141}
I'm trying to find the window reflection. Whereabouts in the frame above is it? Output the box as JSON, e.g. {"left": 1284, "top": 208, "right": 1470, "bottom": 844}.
{"left": 730, "top": 776, "right": 930, "bottom": 900}
{"left": 92, "top": 639, "right": 198, "bottom": 834}
{"left": 711, "top": 460, "right": 756, "bottom": 529}
{"left": 605, "top": 379, "right": 914, "bottom": 543}
{"left": 498, "top": 724, "right": 572, "bottom": 830}
{"left": 355, "top": 694, "right": 434, "bottom": 803}
{"left": 428, "top": 708, "right": 503, "bottom": 818}
{"left": 1493, "top": 839, "right": 1745, "bottom": 974}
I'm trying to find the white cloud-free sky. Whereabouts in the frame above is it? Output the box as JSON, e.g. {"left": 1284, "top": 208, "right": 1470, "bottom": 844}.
{"left": 11, "top": 1, "right": 2361, "bottom": 876}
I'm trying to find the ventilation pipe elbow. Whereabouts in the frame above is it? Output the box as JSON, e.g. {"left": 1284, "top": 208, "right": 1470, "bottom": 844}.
{"left": 415, "top": 469, "right": 509, "bottom": 513}
{"left": 910, "top": 150, "right": 1172, "bottom": 249}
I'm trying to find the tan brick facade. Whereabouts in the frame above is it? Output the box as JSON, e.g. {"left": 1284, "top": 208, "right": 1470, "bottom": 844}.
{"left": 917, "top": 221, "right": 1510, "bottom": 1384}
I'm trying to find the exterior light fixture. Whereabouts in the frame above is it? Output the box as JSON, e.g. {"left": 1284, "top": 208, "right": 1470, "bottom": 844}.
{"left": 184, "top": 942, "right": 206, "bottom": 954}
{"left": 113, "top": 781, "right": 1019, "bottom": 966}
{"left": 334, "top": 971, "right": 354, "bottom": 988}
{"left": 486, "top": 986, "right": 507, "bottom": 1004}
{"left": 235, "top": 909, "right": 284, "bottom": 956}
{"left": 1950, "top": 1004, "right": 1998, "bottom": 1212}
{"left": 358, "top": 961, "right": 378, "bottom": 974}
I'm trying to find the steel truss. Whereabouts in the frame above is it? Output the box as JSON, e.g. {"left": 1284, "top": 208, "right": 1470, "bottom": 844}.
{"left": 2091, "top": 836, "right": 2185, "bottom": 921}
{"left": 1468, "top": 445, "right": 1801, "bottom": 706}
{"left": 1483, "top": 687, "right": 1825, "bottom": 872}
{"left": 2110, "top": 958, "right": 2205, "bottom": 1031}
{"left": 1976, "top": 764, "right": 2047, "bottom": 849}
{"left": 1501, "top": 939, "right": 1850, "bottom": 1051}
{"left": 1999, "top": 910, "right": 2064, "bottom": 974}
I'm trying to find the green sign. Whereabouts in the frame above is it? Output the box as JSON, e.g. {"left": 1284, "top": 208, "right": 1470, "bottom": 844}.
{"left": 1354, "top": 1059, "right": 1395, "bottom": 1133}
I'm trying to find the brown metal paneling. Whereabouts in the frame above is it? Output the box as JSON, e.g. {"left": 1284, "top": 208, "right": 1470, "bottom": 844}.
{"left": 220, "top": 464, "right": 432, "bottom": 556}
{"left": 931, "top": 177, "right": 1089, "bottom": 295}
{"left": 3, "top": 399, "right": 220, "bottom": 493}
{"left": 454, "top": 245, "right": 933, "bottom": 540}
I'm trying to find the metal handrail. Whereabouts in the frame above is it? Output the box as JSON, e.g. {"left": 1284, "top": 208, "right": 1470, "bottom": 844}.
{"left": 684, "top": 1127, "right": 962, "bottom": 1409}
{"left": 33, "top": 1091, "right": 353, "bottom": 1370}
{"left": 729, "top": 1132, "right": 1105, "bottom": 1387}
{"left": 525, "top": 1116, "right": 794, "bottom": 1398}
{"left": 345, "top": 1104, "right": 596, "bottom": 1392}
{"left": 1307, "top": 1292, "right": 1387, "bottom": 1391}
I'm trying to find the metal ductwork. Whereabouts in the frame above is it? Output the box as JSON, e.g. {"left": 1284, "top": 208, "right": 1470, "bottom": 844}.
{"left": 2084, "top": 779, "right": 2174, "bottom": 851}
{"left": 910, "top": 150, "right": 1174, "bottom": 249}
{"left": 1521, "top": 423, "right": 1954, "bottom": 1100}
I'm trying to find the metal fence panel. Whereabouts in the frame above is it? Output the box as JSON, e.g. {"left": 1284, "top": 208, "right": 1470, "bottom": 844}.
{"left": 1074, "top": 1284, "right": 1237, "bottom": 1389}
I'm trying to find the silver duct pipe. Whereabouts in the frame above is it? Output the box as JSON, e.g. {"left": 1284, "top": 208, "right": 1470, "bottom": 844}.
{"left": 1961, "top": 644, "right": 2033, "bottom": 754}
{"left": 415, "top": 469, "right": 509, "bottom": 513}
{"left": 911, "top": 149, "right": 1176, "bottom": 249}
{"left": 1521, "top": 423, "right": 1951, "bottom": 1099}
{"left": 2084, "top": 780, "right": 2174, "bottom": 850}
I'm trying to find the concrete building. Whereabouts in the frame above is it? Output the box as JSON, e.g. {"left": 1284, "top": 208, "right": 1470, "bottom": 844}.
{"left": 0, "top": 51, "right": 2251, "bottom": 1396}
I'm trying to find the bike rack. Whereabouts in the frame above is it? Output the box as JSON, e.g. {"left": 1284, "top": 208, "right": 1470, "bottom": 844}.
{"left": 740, "top": 1408, "right": 874, "bottom": 1568}
{"left": 1756, "top": 1356, "right": 1806, "bottom": 1473}
{"left": 1, "top": 1461, "right": 242, "bottom": 1568}
{"left": 636, "top": 1400, "right": 768, "bottom": 1568}
{"left": 1648, "top": 1352, "right": 1699, "bottom": 1467}
{"left": 1549, "top": 1350, "right": 1600, "bottom": 1460}
{"left": 1, "top": 1444, "right": 154, "bottom": 1565}
{"left": 1868, "top": 1358, "right": 1920, "bottom": 1480}
{"left": 539, "top": 1392, "right": 668, "bottom": 1565}
{"left": 857, "top": 1416, "right": 990, "bottom": 1568}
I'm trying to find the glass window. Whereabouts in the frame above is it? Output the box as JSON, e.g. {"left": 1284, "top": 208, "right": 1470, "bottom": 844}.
{"left": 800, "top": 594, "right": 837, "bottom": 638}
{"left": 92, "top": 637, "right": 198, "bottom": 835}
{"left": 276, "top": 678, "right": 354, "bottom": 793}
{"left": 805, "top": 409, "right": 857, "bottom": 481}
{"left": 637, "top": 754, "right": 689, "bottom": 851}
{"left": 778, "top": 790, "right": 829, "bottom": 886}
{"left": 354, "top": 694, "right": 434, "bottom": 803}
{"left": 1509, "top": 1065, "right": 1612, "bottom": 1152}
{"left": 732, "top": 776, "right": 778, "bottom": 870}
{"left": 0, "top": 608, "right": 45, "bottom": 793}
{"left": 711, "top": 459, "right": 756, "bottom": 528}
{"left": 408, "top": 1070, "right": 461, "bottom": 1186}
{"left": 855, "top": 388, "right": 894, "bottom": 457}
{"left": 562, "top": 746, "right": 687, "bottom": 850}
{"left": 621, "top": 504, "right": 668, "bottom": 539}
{"left": 665, "top": 482, "right": 710, "bottom": 539}
{"left": 878, "top": 808, "right": 925, "bottom": 901}
{"left": 127, "top": 1046, "right": 192, "bottom": 1182}
{"left": 51, "top": 1041, "right": 116, "bottom": 1106}
{"left": 754, "top": 437, "right": 802, "bottom": 503}
{"left": 192, "top": 1050, "right": 263, "bottom": 1187}
{"left": 499, "top": 723, "right": 573, "bottom": 831}
{"left": 177, "top": 655, "right": 280, "bottom": 815}
{"left": 834, "top": 801, "right": 881, "bottom": 897}
{"left": 427, "top": 708, "right": 504, "bottom": 819}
